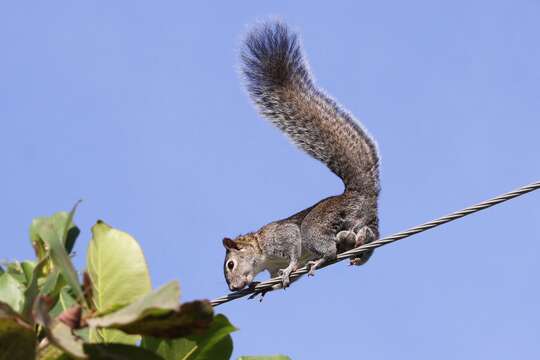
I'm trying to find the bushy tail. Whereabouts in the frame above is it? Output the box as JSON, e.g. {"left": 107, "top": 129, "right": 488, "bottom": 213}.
{"left": 241, "top": 21, "right": 379, "bottom": 193}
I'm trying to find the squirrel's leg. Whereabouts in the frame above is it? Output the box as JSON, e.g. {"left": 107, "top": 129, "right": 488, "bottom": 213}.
{"left": 302, "top": 226, "right": 338, "bottom": 276}
{"left": 247, "top": 270, "right": 279, "bottom": 301}
{"left": 349, "top": 226, "right": 376, "bottom": 266}
{"left": 247, "top": 266, "right": 300, "bottom": 302}
{"left": 269, "top": 222, "right": 302, "bottom": 287}
{"left": 278, "top": 258, "right": 298, "bottom": 288}
{"left": 301, "top": 201, "right": 341, "bottom": 276}
{"left": 247, "top": 278, "right": 280, "bottom": 302}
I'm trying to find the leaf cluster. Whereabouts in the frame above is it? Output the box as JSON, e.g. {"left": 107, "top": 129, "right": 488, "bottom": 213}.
{"left": 0, "top": 204, "right": 289, "bottom": 360}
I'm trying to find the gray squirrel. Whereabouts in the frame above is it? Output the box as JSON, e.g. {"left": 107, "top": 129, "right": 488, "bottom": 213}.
{"left": 223, "top": 21, "right": 380, "bottom": 292}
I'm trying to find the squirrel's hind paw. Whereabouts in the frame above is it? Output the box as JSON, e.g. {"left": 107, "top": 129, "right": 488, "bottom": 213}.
{"left": 349, "top": 226, "right": 376, "bottom": 266}
{"left": 336, "top": 230, "right": 356, "bottom": 252}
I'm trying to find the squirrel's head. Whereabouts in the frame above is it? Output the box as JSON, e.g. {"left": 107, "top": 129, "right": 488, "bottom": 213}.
{"left": 223, "top": 236, "right": 263, "bottom": 291}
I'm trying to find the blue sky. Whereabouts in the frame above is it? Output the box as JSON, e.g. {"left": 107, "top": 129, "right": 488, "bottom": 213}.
{"left": 1, "top": 1, "right": 539, "bottom": 359}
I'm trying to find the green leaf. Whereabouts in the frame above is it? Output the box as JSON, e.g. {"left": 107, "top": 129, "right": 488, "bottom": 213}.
{"left": 127, "top": 300, "right": 213, "bottom": 338}
{"left": 186, "top": 314, "right": 236, "bottom": 360}
{"left": 141, "top": 337, "right": 197, "bottom": 360}
{"left": 86, "top": 220, "right": 152, "bottom": 344}
{"left": 87, "top": 282, "right": 213, "bottom": 339}
{"left": 49, "top": 286, "right": 77, "bottom": 319}
{"left": 5, "top": 261, "right": 27, "bottom": 285}
{"left": 37, "top": 344, "right": 69, "bottom": 360}
{"left": 237, "top": 356, "right": 291, "bottom": 360}
{"left": 22, "top": 258, "right": 48, "bottom": 321}
{"left": 21, "top": 260, "right": 36, "bottom": 284}
{"left": 88, "top": 281, "right": 179, "bottom": 324}
{"left": 0, "top": 301, "right": 36, "bottom": 360}
{"left": 88, "top": 281, "right": 213, "bottom": 338}
{"left": 30, "top": 209, "right": 80, "bottom": 259}
{"left": 0, "top": 273, "right": 25, "bottom": 313}
{"left": 142, "top": 314, "right": 236, "bottom": 360}
{"left": 83, "top": 343, "right": 165, "bottom": 360}
{"left": 62, "top": 201, "right": 82, "bottom": 255}
{"left": 33, "top": 296, "right": 86, "bottom": 359}
{"left": 37, "top": 221, "right": 85, "bottom": 305}
{"left": 208, "top": 335, "right": 233, "bottom": 360}
{"left": 74, "top": 327, "right": 90, "bottom": 343}
{"left": 30, "top": 217, "right": 49, "bottom": 262}
{"left": 40, "top": 270, "right": 63, "bottom": 296}
{"left": 37, "top": 344, "right": 71, "bottom": 360}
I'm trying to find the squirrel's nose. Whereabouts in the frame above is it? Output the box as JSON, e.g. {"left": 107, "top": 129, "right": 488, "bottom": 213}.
{"left": 230, "top": 282, "right": 245, "bottom": 291}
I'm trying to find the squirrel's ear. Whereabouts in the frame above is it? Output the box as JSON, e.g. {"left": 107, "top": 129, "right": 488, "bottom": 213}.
{"left": 223, "top": 237, "right": 240, "bottom": 251}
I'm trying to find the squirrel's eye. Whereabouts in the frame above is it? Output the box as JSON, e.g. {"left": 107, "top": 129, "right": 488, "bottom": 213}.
{"left": 227, "top": 261, "right": 235, "bottom": 270}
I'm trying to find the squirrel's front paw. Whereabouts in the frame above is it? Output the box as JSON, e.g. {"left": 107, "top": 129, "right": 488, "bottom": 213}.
{"left": 248, "top": 289, "right": 269, "bottom": 302}
{"left": 278, "top": 267, "right": 294, "bottom": 288}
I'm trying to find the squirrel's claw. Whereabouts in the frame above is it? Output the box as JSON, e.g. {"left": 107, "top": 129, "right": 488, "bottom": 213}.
{"left": 349, "top": 226, "right": 376, "bottom": 266}
{"left": 247, "top": 290, "right": 268, "bottom": 302}
{"left": 307, "top": 259, "right": 324, "bottom": 276}
{"left": 247, "top": 281, "right": 273, "bottom": 302}
{"left": 247, "top": 279, "right": 288, "bottom": 301}
{"left": 277, "top": 268, "right": 291, "bottom": 288}
{"left": 349, "top": 258, "right": 365, "bottom": 266}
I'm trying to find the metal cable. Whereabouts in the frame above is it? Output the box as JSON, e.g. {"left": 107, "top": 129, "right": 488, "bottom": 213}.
{"left": 211, "top": 180, "right": 540, "bottom": 307}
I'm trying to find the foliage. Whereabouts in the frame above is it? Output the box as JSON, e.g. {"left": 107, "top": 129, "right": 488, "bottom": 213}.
{"left": 0, "top": 204, "right": 289, "bottom": 360}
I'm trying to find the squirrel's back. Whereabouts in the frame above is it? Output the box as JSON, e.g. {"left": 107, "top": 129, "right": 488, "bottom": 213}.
{"left": 241, "top": 21, "right": 379, "bottom": 194}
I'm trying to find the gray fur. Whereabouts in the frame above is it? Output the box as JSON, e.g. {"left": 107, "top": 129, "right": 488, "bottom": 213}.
{"left": 223, "top": 21, "right": 380, "bottom": 292}
{"left": 241, "top": 21, "right": 379, "bottom": 192}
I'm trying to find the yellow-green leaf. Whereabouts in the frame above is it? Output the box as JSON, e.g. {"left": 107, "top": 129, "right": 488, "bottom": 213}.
{"left": 88, "top": 281, "right": 179, "bottom": 328}
{"left": 0, "top": 274, "right": 25, "bottom": 314}
{"left": 88, "top": 281, "right": 213, "bottom": 338}
{"left": 22, "top": 258, "right": 48, "bottom": 321}
{"left": 30, "top": 210, "right": 80, "bottom": 257}
{"left": 86, "top": 220, "right": 152, "bottom": 344}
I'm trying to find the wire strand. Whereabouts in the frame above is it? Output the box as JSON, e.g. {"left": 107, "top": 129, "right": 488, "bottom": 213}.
{"left": 211, "top": 180, "right": 540, "bottom": 307}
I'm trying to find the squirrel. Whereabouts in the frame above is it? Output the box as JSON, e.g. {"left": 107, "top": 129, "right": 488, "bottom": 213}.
{"left": 223, "top": 21, "right": 380, "bottom": 292}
